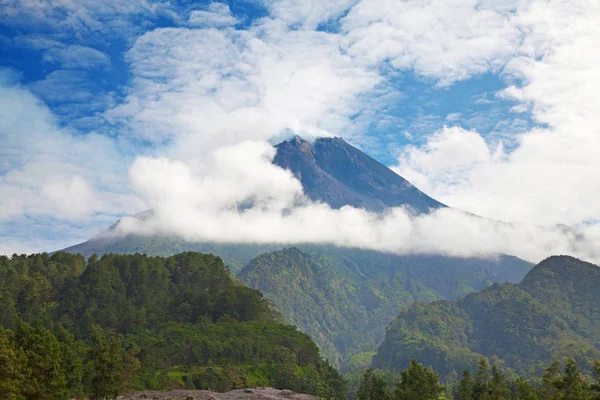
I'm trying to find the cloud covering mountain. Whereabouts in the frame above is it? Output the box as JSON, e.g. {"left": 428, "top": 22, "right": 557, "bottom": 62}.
{"left": 1, "top": 0, "right": 599, "bottom": 260}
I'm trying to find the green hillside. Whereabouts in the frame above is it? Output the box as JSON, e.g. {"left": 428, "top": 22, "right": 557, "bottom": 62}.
{"left": 0, "top": 252, "right": 344, "bottom": 399}
{"left": 372, "top": 256, "right": 600, "bottom": 377}
{"left": 238, "top": 247, "right": 531, "bottom": 368}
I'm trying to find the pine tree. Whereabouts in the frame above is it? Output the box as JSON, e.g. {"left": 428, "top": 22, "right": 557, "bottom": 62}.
{"left": 88, "top": 325, "right": 138, "bottom": 400}
{"left": 514, "top": 376, "right": 538, "bottom": 400}
{"left": 489, "top": 365, "right": 510, "bottom": 400}
{"left": 474, "top": 357, "right": 491, "bottom": 400}
{"left": 457, "top": 370, "right": 474, "bottom": 400}
{"left": 559, "top": 358, "right": 590, "bottom": 400}
{"left": 538, "top": 360, "right": 562, "bottom": 400}
{"left": 0, "top": 328, "right": 27, "bottom": 400}
{"left": 592, "top": 360, "right": 600, "bottom": 399}
{"left": 356, "top": 369, "right": 391, "bottom": 400}
{"left": 16, "top": 320, "right": 68, "bottom": 400}
{"left": 56, "top": 325, "right": 84, "bottom": 398}
{"left": 394, "top": 359, "right": 443, "bottom": 400}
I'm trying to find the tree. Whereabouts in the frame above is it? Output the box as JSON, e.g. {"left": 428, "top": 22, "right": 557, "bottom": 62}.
{"left": 356, "top": 369, "right": 391, "bottom": 400}
{"left": 592, "top": 360, "right": 600, "bottom": 399}
{"left": 56, "top": 326, "right": 84, "bottom": 398}
{"left": 394, "top": 359, "right": 443, "bottom": 400}
{"left": 457, "top": 370, "right": 474, "bottom": 400}
{"left": 514, "top": 376, "right": 538, "bottom": 400}
{"left": 0, "top": 328, "right": 27, "bottom": 400}
{"left": 559, "top": 358, "right": 590, "bottom": 400}
{"left": 474, "top": 357, "right": 491, "bottom": 400}
{"left": 88, "top": 326, "right": 139, "bottom": 400}
{"left": 15, "top": 320, "right": 68, "bottom": 400}
{"left": 489, "top": 365, "right": 510, "bottom": 400}
{"left": 539, "top": 360, "right": 562, "bottom": 400}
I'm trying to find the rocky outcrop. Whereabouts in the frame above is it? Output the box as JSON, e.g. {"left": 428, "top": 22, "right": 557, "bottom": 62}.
{"left": 120, "top": 387, "right": 318, "bottom": 400}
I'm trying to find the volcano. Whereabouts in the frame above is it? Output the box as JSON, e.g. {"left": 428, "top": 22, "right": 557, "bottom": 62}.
{"left": 273, "top": 136, "right": 444, "bottom": 213}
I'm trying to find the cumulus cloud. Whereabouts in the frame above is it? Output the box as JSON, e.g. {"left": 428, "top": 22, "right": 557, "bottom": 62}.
{"left": 395, "top": 0, "right": 600, "bottom": 228}
{"left": 0, "top": 71, "right": 141, "bottom": 246}
{"left": 107, "top": 20, "right": 381, "bottom": 151}
{"left": 113, "top": 140, "right": 599, "bottom": 265}
{"left": 99, "top": 0, "right": 600, "bottom": 264}
{"left": 341, "top": 0, "right": 521, "bottom": 85}
{"left": 3, "top": 0, "right": 600, "bottom": 263}
{"left": 188, "top": 3, "right": 239, "bottom": 27}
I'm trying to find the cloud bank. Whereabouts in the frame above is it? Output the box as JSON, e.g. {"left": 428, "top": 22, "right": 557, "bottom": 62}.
{"left": 109, "top": 140, "right": 598, "bottom": 265}
{"left": 1, "top": 0, "right": 600, "bottom": 263}
{"left": 395, "top": 0, "right": 600, "bottom": 228}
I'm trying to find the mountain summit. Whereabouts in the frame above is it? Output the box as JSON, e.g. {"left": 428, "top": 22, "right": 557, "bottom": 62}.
{"left": 64, "top": 136, "right": 446, "bottom": 258}
{"left": 273, "top": 136, "right": 444, "bottom": 213}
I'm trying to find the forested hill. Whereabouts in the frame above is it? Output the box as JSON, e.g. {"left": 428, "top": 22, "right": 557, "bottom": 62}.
{"left": 238, "top": 247, "right": 530, "bottom": 369}
{"left": 0, "top": 252, "right": 345, "bottom": 399}
{"left": 372, "top": 255, "right": 600, "bottom": 377}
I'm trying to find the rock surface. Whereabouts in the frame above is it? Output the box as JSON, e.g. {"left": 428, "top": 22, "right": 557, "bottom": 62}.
{"left": 119, "top": 387, "right": 318, "bottom": 400}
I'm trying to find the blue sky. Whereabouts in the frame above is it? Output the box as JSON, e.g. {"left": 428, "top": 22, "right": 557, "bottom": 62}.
{"left": 1, "top": 0, "right": 599, "bottom": 259}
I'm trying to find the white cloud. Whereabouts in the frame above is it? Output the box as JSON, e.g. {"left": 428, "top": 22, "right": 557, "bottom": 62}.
{"left": 117, "top": 139, "right": 599, "bottom": 265}
{"left": 262, "top": 0, "right": 358, "bottom": 29}
{"left": 107, "top": 21, "right": 381, "bottom": 152}
{"left": 188, "top": 3, "right": 239, "bottom": 28}
{"left": 397, "top": 126, "right": 498, "bottom": 177}
{"left": 43, "top": 45, "right": 110, "bottom": 69}
{"left": 394, "top": 0, "right": 600, "bottom": 229}
{"left": 3, "top": 0, "right": 600, "bottom": 263}
{"left": 29, "top": 70, "right": 97, "bottom": 103}
{"left": 0, "top": 73, "right": 141, "bottom": 244}
{"left": 41, "top": 176, "right": 96, "bottom": 218}
{"left": 341, "top": 0, "right": 521, "bottom": 85}
{"left": 12, "top": 35, "right": 63, "bottom": 50}
{"left": 446, "top": 113, "right": 461, "bottom": 122}
{"left": 0, "top": 0, "right": 176, "bottom": 41}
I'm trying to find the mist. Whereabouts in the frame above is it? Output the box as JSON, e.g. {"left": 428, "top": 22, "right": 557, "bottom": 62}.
{"left": 108, "top": 140, "right": 600, "bottom": 265}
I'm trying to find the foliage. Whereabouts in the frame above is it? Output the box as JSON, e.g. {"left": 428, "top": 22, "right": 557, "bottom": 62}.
{"left": 354, "top": 358, "right": 600, "bottom": 400}
{"left": 394, "top": 359, "right": 444, "bottom": 400}
{"left": 356, "top": 369, "right": 392, "bottom": 400}
{"left": 0, "top": 252, "right": 345, "bottom": 399}
{"left": 372, "top": 256, "right": 600, "bottom": 377}
{"left": 239, "top": 247, "right": 530, "bottom": 368}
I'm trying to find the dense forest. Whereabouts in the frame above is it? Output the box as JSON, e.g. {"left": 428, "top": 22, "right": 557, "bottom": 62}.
{"left": 239, "top": 247, "right": 530, "bottom": 368}
{"left": 0, "top": 252, "right": 344, "bottom": 399}
{"left": 372, "top": 256, "right": 600, "bottom": 378}
{"left": 355, "top": 357, "right": 600, "bottom": 400}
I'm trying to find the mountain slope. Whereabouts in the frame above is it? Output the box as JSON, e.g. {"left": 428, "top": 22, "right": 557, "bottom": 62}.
{"left": 372, "top": 255, "right": 600, "bottom": 377}
{"left": 0, "top": 252, "right": 345, "bottom": 398}
{"left": 239, "top": 247, "right": 530, "bottom": 368}
{"left": 273, "top": 136, "right": 445, "bottom": 213}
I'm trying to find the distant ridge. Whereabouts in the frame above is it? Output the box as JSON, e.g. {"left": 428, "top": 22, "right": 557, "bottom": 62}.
{"left": 372, "top": 255, "right": 600, "bottom": 376}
